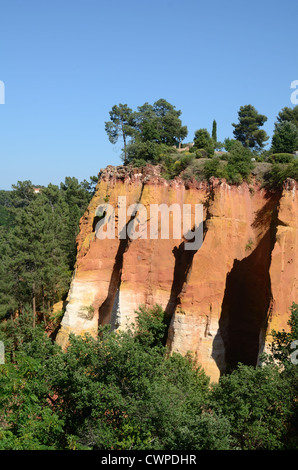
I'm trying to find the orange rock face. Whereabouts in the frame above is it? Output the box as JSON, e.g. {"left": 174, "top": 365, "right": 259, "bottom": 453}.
{"left": 56, "top": 165, "right": 298, "bottom": 382}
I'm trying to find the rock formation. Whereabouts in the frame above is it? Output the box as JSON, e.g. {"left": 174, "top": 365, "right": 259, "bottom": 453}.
{"left": 56, "top": 165, "right": 298, "bottom": 382}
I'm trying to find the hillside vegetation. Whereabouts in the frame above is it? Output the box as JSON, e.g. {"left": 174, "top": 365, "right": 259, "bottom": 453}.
{"left": 1, "top": 101, "right": 298, "bottom": 451}
{"left": 105, "top": 100, "right": 298, "bottom": 187}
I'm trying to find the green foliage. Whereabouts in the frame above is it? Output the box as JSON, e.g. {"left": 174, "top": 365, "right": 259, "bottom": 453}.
{"left": 276, "top": 105, "right": 298, "bottom": 129}
{"left": 225, "top": 142, "right": 255, "bottom": 183}
{"left": 133, "top": 304, "right": 168, "bottom": 348}
{"left": 202, "top": 141, "right": 254, "bottom": 183}
{"left": 245, "top": 238, "right": 254, "bottom": 252}
{"left": 193, "top": 128, "right": 215, "bottom": 157}
{"left": 203, "top": 158, "right": 222, "bottom": 179}
{"left": 160, "top": 152, "right": 195, "bottom": 180}
{"left": 223, "top": 137, "right": 237, "bottom": 152}
{"left": 0, "top": 304, "right": 297, "bottom": 450}
{"left": 210, "top": 363, "right": 294, "bottom": 449}
{"left": 0, "top": 176, "right": 94, "bottom": 321}
{"left": 268, "top": 153, "right": 294, "bottom": 163}
{"left": 105, "top": 104, "right": 136, "bottom": 165}
{"left": 265, "top": 302, "right": 298, "bottom": 368}
{"left": 135, "top": 99, "right": 188, "bottom": 147}
{"left": 271, "top": 121, "right": 298, "bottom": 154}
{"left": 0, "top": 316, "right": 66, "bottom": 449}
{"left": 105, "top": 99, "right": 188, "bottom": 164}
{"left": 212, "top": 119, "right": 217, "bottom": 143}
{"left": 126, "top": 140, "right": 177, "bottom": 166}
{"left": 266, "top": 160, "right": 298, "bottom": 188}
{"left": 232, "top": 104, "right": 269, "bottom": 151}
{"left": 0, "top": 190, "right": 12, "bottom": 226}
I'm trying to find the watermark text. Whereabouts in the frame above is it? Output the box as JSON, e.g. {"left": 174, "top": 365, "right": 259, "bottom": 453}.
{"left": 94, "top": 197, "right": 203, "bottom": 251}
{"left": 290, "top": 80, "right": 298, "bottom": 105}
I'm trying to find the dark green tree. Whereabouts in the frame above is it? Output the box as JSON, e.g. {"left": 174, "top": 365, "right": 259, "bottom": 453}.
{"left": 106, "top": 99, "right": 187, "bottom": 164}
{"left": 105, "top": 104, "right": 136, "bottom": 164}
{"left": 276, "top": 105, "right": 298, "bottom": 129}
{"left": 60, "top": 176, "right": 91, "bottom": 268}
{"left": 271, "top": 121, "right": 298, "bottom": 154}
{"left": 232, "top": 104, "right": 269, "bottom": 151}
{"left": 223, "top": 137, "right": 237, "bottom": 152}
{"left": 7, "top": 192, "right": 70, "bottom": 325}
{"left": 210, "top": 363, "right": 294, "bottom": 450}
{"left": 212, "top": 119, "right": 217, "bottom": 143}
{"left": 133, "top": 99, "right": 188, "bottom": 146}
{"left": 225, "top": 141, "right": 254, "bottom": 183}
{"left": 0, "top": 190, "right": 12, "bottom": 227}
{"left": 0, "top": 178, "right": 92, "bottom": 322}
{"left": 193, "top": 128, "right": 215, "bottom": 157}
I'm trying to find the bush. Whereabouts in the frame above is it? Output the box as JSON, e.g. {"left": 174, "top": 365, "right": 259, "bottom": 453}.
{"left": 126, "top": 141, "right": 177, "bottom": 165}
{"left": 268, "top": 153, "right": 294, "bottom": 164}
{"left": 266, "top": 160, "right": 298, "bottom": 188}
{"left": 225, "top": 141, "right": 254, "bottom": 183}
{"left": 201, "top": 142, "right": 255, "bottom": 184}
{"left": 210, "top": 363, "right": 294, "bottom": 450}
{"left": 203, "top": 158, "right": 222, "bottom": 179}
{"left": 195, "top": 148, "right": 209, "bottom": 158}
{"left": 193, "top": 129, "right": 215, "bottom": 158}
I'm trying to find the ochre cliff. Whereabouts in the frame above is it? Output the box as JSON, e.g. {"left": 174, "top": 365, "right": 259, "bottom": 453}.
{"left": 56, "top": 165, "right": 298, "bottom": 382}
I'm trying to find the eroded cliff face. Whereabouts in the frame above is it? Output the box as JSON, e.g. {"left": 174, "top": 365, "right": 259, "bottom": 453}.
{"left": 56, "top": 165, "right": 298, "bottom": 382}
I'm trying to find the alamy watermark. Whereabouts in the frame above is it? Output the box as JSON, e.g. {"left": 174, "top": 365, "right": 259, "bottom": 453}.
{"left": 94, "top": 197, "right": 203, "bottom": 250}
{"left": 0, "top": 80, "right": 5, "bottom": 104}
{"left": 290, "top": 80, "right": 298, "bottom": 104}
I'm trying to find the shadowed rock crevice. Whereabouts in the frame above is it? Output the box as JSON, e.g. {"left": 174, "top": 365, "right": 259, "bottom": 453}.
{"left": 97, "top": 184, "right": 145, "bottom": 327}
{"left": 164, "top": 186, "right": 214, "bottom": 341}
{"left": 217, "top": 192, "right": 282, "bottom": 374}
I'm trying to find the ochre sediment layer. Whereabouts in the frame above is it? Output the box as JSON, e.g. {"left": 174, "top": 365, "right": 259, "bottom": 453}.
{"left": 56, "top": 165, "right": 298, "bottom": 382}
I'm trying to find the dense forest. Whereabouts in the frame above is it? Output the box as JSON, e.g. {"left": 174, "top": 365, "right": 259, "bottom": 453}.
{"left": 0, "top": 101, "right": 298, "bottom": 450}
{"left": 0, "top": 301, "right": 297, "bottom": 450}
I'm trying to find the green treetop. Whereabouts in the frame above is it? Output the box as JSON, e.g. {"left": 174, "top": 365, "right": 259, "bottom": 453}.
{"left": 232, "top": 104, "right": 269, "bottom": 151}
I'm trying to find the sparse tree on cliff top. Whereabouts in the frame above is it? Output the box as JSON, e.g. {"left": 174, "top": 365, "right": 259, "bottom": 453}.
{"left": 105, "top": 104, "right": 136, "bottom": 164}
{"left": 105, "top": 99, "right": 188, "bottom": 164}
{"left": 232, "top": 104, "right": 269, "bottom": 151}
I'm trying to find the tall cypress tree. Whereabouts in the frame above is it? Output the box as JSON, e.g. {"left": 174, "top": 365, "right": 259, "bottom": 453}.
{"left": 212, "top": 119, "right": 217, "bottom": 143}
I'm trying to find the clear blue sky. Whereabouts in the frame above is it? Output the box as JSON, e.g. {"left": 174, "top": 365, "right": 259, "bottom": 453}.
{"left": 0, "top": 0, "right": 297, "bottom": 190}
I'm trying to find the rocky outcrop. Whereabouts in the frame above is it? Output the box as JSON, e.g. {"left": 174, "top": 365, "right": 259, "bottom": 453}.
{"left": 56, "top": 165, "right": 298, "bottom": 382}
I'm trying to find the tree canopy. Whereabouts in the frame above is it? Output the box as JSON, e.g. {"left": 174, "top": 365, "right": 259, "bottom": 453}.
{"left": 271, "top": 121, "right": 298, "bottom": 154}
{"left": 0, "top": 176, "right": 96, "bottom": 323}
{"left": 232, "top": 104, "right": 269, "bottom": 151}
{"left": 276, "top": 105, "right": 298, "bottom": 129}
{"left": 105, "top": 99, "right": 188, "bottom": 164}
{"left": 0, "top": 303, "right": 297, "bottom": 450}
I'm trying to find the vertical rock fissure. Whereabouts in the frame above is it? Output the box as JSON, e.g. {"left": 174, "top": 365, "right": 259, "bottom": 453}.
{"left": 97, "top": 183, "right": 145, "bottom": 327}
{"left": 218, "top": 191, "right": 282, "bottom": 374}
{"left": 164, "top": 183, "right": 214, "bottom": 339}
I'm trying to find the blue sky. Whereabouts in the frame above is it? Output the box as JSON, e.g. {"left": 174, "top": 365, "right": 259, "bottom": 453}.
{"left": 0, "top": 0, "right": 297, "bottom": 190}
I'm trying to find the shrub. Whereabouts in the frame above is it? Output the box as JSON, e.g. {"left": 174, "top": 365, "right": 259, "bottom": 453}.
{"left": 268, "top": 153, "right": 294, "bottom": 164}
{"left": 203, "top": 158, "right": 221, "bottom": 179}
{"left": 225, "top": 141, "right": 254, "bottom": 184}
{"left": 193, "top": 129, "right": 215, "bottom": 158}
{"left": 266, "top": 160, "right": 298, "bottom": 188}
